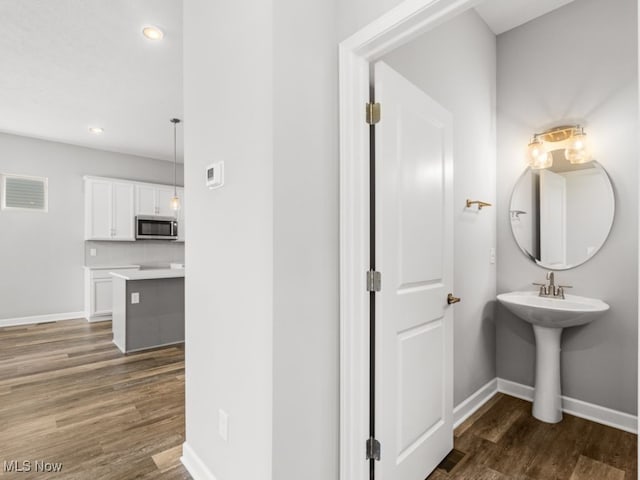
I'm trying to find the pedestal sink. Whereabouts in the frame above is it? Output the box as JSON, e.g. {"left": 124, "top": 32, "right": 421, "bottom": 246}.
{"left": 497, "top": 291, "right": 609, "bottom": 423}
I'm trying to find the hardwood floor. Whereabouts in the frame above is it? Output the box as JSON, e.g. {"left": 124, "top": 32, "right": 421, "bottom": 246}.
{"left": 429, "top": 393, "right": 637, "bottom": 480}
{"left": 0, "top": 318, "right": 190, "bottom": 479}
{"left": 1, "top": 320, "right": 636, "bottom": 479}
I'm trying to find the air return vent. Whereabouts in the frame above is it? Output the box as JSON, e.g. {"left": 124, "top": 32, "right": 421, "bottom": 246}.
{"left": 1, "top": 174, "right": 48, "bottom": 212}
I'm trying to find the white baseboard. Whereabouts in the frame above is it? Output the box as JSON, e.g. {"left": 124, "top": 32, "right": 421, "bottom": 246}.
{"left": 0, "top": 311, "right": 85, "bottom": 328}
{"left": 454, "top": 378, "right": 498, "bottom": 428}
{"left": 496, "top": 378, "right": 533, "bottom": 402}
{"left": 497, "top": 378, "right": 638, "bottom": 434}
{"left": 181, "top": 442, "right": 218, "bottom": 480}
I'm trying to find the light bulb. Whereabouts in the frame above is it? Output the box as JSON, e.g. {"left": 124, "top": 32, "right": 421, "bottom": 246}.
{"left": 170, "top": 195, "right": 181, "bottom": 211}
{"left": 142, "top": 26, "right": 164, "bottom": 41}
{"left": 527, "top": 138, "right": 552, "bottom": 169}
{"left": 564, "top": 131, "right": 591, "bottom": 164}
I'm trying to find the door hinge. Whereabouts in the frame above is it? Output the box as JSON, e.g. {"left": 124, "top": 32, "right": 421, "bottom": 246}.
{"left": 366, "top": 102, "right": 381, "bottom": 125}
{"left": 366, "top": 437, "right": 381, "bottom": 461}
{"left": 366, "top": 270, "right": 381, "bottom": 292}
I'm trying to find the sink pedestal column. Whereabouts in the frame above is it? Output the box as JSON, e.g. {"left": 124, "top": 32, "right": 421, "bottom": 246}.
{"left": 532, "top": 325, "right": 563, "bottom": 423}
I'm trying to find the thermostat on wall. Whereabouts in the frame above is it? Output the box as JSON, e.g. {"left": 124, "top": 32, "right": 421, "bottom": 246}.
{"left": 206, "top": 162, "right": 224, "bottom": 189}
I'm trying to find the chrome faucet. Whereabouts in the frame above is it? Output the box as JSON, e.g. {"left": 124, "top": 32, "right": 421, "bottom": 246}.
{"left": 533, "top": 272, "right": 572, "bottom": 299}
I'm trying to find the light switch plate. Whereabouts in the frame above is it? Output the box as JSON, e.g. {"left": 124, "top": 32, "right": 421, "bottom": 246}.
{"left": 490, "top": 247, "right": 496, "bottom": 264}
{"left": 89, "top": 248, "right": 97, "bottom": 257}
{"left": 219, "top": 409, "right": 229, "bottom": 442}
{"left": 131, "top": 292, "right": 140, "bottom": 304}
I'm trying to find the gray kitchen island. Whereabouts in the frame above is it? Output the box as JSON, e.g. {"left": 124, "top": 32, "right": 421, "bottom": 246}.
{"left": 110, "top": 268, "right": 185, "bottom": 353}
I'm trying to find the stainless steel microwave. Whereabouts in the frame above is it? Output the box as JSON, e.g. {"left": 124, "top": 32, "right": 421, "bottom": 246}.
{"left": 135, "top": 215, "right": 178, "bottom": 240}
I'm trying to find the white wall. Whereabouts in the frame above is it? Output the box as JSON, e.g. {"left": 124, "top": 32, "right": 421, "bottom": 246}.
{"left": 0, "top": 132, "right": 183, "bottom": 320}
{"left": 496, "top": 0, "right": 638, "bottom": 414}
{"left": 272, "top": 0, "right": 339, "bottom": 479}
{"left": 184, "top": 0, "right": 340, "bottom": 477}
{"left": 338, "top": 0, "right": 405, "bottom": 40}
{"left": 382, "top": 9, "right": 497, "bottom": 406}
{"left": 183, "top": 0, "right": 274, "bottom": 479}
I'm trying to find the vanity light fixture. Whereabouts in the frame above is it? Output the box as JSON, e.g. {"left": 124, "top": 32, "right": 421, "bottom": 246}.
{"left": 526, "top": 125, "right": 592, "bottom": 169}
{"left": 142, "top": 26, "right": 164, "bottom": 41}
{"left": 526, "top": 137, "right": 552, "bottom": 169}
{"left": 169, "top": 118, "right": 181, "bottom": 211}
{"left": 564, "top": 126, "right": 591, "bottom": 164}
{"left": 88, "top": 127, "right": 104, "bottom": 135}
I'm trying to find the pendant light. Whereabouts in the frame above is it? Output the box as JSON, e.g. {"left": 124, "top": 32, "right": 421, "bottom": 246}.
{"left": 170, "top": 118, "right": 181, "bottom": 211}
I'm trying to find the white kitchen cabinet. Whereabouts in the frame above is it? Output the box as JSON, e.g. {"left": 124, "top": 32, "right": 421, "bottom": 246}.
{"left": 135, "top": 184, "right": 157, "bottom": 216}
{"left": 112, "top": 182, "right": 135, "bottom": 240}
{"left": 92, "top": 278, "right": 113, "bottom": 316}
{"left": 84, "top": 266, "right": 140, "bottom": 321}
{"left": 85, "top": 179, "right": 112, "bottom": 239}
{"left": 135, "top": 184, "right": 178, "bottom": 218}
{"left": 157, "top": 187, "right": 177, "bottom": 217}
{"left": 84, "top": 178, "right": 135, "bottom": 241}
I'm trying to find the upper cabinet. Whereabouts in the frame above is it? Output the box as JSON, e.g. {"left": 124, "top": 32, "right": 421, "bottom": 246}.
{"left": 135, "top": 184, "right": 177, "bottom": 218}
{"left": 84, "top": 176, "right": 184, "bottom": 242}
{"left": 84, "top": 178, "right": 135, "bottom": 241}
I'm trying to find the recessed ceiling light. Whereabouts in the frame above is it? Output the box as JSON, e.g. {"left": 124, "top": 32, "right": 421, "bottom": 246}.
{"left": 89, "top": 127, "right": 104, "bottom": 135}
{"left": 142, "top": 26, "right": 164, "bottom": 41}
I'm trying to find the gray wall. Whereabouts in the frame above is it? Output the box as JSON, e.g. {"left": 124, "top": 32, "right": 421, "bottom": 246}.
{"left": 496, "top": 0, "right": 638, "bottom": 414}
{"left": 382, "top": 9, "right": 497, "bottom": 406}
{"left": 0, "top": 132, "right": 184, "bottom": 320}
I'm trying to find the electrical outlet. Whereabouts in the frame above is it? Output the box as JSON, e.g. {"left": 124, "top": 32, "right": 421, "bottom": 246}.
{"left": 89, "top": 248, "right": 97, "bottom": 257}
{"left": 131, "top": 292, "right": 140, "bottom": 304}
{"left": 219, "top": 409, "right": 229, "bottom": 442}
{"left": 490, "top": 247, "right": 496, "bottom": 265}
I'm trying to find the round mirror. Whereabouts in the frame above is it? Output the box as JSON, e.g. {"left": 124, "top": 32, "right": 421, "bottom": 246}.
{"left": 510, "top": 153, "right": 615, "bottom": 270}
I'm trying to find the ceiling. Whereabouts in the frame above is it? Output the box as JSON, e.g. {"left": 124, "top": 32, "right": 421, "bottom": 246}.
{"left": 0, "top": 0, "right": 182, "bottom": 162}
{"left": 475, "top": 0, "right": 577, "bottom": 35}
{"left": 0, "top": 0, "right": 576, "bottom": 162}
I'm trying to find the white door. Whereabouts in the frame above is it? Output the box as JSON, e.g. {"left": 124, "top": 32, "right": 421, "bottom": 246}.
{"left": 136, "top": 184, "right": 157, "bottom": 215}
{"left": 112, "top": 182, "right": 135, "bottom": 240}
{"left": 85, "top": 179, "right": 112, "bottom": 240}
{"left": 156, "top": 186, "right": 177, "bottom": 217}
{"left": 539, "top": 169, "right": 566, "bottom": 267}
{"left": 374, "top": 62, "right": 454, "bottom": 480}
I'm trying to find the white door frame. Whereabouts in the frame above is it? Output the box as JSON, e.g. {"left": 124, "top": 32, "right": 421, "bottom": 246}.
{"left": 339, "top": 1, "right": 478, "bottom": 479}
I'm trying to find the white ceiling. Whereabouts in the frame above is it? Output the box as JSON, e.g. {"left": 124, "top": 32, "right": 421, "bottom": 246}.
{"left": 0, "top": 0, "right": 183, "bottom": 162}
{"left": 0, "top": 0, "right": 576, "bottom": 162}
{"left": 475, "top": 0, "right": 577, "bottom": 35}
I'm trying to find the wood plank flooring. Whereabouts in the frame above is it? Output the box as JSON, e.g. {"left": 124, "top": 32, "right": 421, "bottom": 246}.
{"left": 429, "top": 393, "right": 637, "bottom": 480}
{"left": 0, "top": 320, "right": 636, "bottom": 479}
{"left": 0, "top": 318, "right": 190, "bottom": 479}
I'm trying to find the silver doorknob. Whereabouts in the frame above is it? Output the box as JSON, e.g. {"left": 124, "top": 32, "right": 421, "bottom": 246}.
{"left": 447, "top": 293, "right": 461, "bottom": 305}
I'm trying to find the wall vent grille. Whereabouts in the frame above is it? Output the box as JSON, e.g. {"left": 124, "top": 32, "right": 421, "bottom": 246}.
{"left": 2, "top": 174, "right": 48, "bottom": 212}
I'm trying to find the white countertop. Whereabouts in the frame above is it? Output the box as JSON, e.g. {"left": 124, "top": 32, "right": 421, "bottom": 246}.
{"left": 110, "top": 268, "right": 185, "bottom": 280}
{"left": 84, "top": 265, "right": 141, "bottom": 270}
